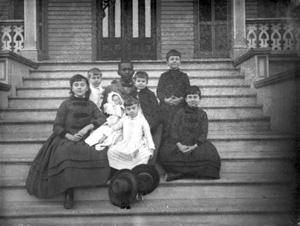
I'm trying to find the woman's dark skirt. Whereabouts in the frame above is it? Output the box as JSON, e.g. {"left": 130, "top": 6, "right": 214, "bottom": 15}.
{"left": 26, "top": 134, "right": 111, "bottom": 198}
{"left": 158, "top": 140, "right": 221, "bottom": 179}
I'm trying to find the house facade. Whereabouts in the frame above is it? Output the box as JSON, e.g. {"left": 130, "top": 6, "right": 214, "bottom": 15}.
{"left": 0, "top": 0, "right": 299, "bottom": 62}
{"left": 1, "top": 1, "right": 300, "bottom": 224}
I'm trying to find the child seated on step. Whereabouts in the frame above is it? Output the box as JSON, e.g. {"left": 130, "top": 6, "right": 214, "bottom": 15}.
{"left": 156, "top": 49, "right": 190, "bottom": 140}
{"left": 158, "top": 86, "right": 221, "bottom": 181}
{"left": 129, "top": 71, "right": 160, "bottom": 132}
{"left": 85, "top": 92, "right": 125, "bottom": 149}
{"left": 88, "top": 68, "right": 104, "bottom": 110}
{"left": 107, "top": 97, "right": 155, "bottom": 170}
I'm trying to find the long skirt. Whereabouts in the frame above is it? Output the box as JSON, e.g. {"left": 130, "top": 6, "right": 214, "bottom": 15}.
{"left": 26, "top": 134, "right": 111, "bottom": 199}
{"left": 158, "top": 140, "right": 221, "bottom": 179}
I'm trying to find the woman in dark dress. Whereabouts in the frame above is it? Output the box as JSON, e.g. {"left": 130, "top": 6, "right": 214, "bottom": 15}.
{"left": 26, "top": 74, "right": 111, "bottom": 209}
{"left": 158, "top": 86, "right": 221, "bottom": 181}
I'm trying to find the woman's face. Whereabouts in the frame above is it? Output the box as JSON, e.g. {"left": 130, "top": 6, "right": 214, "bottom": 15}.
{"left": 72, "top": 80, "right": 88, "bottom": 97}
{"left": 185, "top": 94, "right": 200, "bottom": 107}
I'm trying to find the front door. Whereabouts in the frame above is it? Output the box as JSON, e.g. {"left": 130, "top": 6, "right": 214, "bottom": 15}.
{"left": 96, "top": 0, "right": 156, "bottom": 60}
{"left": 194, "top": 0, "right": 231, "bottom": 58}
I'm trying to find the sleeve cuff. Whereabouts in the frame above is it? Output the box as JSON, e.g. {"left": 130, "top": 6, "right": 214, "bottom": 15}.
{"left": 59, "top": 130, "right": 68, "bottom": 138}
{"left": 196, "top": 140, "right": 203, "bottom": 146}
{"left": 93, "top": 121, "right": 100, "bottom": 129}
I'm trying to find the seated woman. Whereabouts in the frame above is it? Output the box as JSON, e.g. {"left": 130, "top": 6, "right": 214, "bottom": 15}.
{"left": 26, "top": 74, "right": 111, "bottom": 209}
{"left": 158, "top": 86, "right": 221, "bottom": 181}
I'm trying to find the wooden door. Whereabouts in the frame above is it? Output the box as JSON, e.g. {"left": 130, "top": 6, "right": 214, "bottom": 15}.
{"left": 96, "top": 0, "right": 156, "bottom": 60}
{"left": 194, "top": 0, "right": 231, "bottom": 58}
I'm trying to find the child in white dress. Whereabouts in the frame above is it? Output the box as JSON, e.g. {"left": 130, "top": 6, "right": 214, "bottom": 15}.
{"left": 107, "top": 97, "right": 155, "bottom": 170}
{"left": 85, "top": 92, "right": 125, "bottom": 149}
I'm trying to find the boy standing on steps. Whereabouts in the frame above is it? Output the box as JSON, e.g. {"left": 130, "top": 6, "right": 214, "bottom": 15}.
{"left": 88, "top": 68, "right": 104, "bottom": 110}
{"left": 156, "top": 49, "right": 191, "bottom": 140}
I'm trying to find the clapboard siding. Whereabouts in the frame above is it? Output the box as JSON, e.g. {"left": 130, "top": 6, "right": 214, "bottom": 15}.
{"left": 0, "top": 0, "right": 9, "bottom": 20}
{"left": 160, "top": 0, "right": 194, "bottom": 60}
{"left": 47, "top": 0, "right": 93, "bottom": 61}
{"left": 246, "top": 0, "right": 258, "bottom": 18}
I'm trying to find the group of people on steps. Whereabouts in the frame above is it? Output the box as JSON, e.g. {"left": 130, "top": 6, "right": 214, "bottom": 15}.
{"left": 26, "top": 49, "right": 221, "bottom": 209}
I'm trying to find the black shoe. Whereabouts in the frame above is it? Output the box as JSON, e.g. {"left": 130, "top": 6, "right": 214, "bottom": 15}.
{"left": 165, "top": 173, "right": 184, "bottom": 182}
{"left": 64, "top": 188, "right": 74, "bottom": 209}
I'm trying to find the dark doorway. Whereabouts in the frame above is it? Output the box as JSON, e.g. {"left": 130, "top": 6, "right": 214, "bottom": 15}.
{"left": 96, "top": 0, "right": 156, "bottom": 60}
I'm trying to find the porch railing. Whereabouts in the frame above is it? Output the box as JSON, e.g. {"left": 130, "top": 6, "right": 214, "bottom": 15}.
{"left": 246, "top": 18, "right": 300, "bottom": 51}
{"left": 0, "top": 20, "right": 24, "bottom": 53}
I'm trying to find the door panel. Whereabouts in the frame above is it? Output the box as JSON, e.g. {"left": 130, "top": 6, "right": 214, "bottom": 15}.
{"left": 195, "top": 0, "right": 231, "bottom": 58}
{"left": 97, "top": 0, "right": 156, "bottom": 60}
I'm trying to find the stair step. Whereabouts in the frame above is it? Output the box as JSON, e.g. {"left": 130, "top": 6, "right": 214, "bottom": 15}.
{"left": 28, "top": 68, "right": 240, "bottom": 79}
{"left": 7, "top": 95, "right": 258, "bottom": 109}
{"left": 0, "top": 138, "right": 295, "bottom": 160}
{"left": 0, "top": 199, "right": 294, "bottom": 226}
{"left": 23, "top": 76, "right": 247, "bottom": 87}
{"left": 0, "top": 117, "right": 271, "bottom": 133}
{"left": 35, "top": 60, "right": 236, "bottom": 70}
{"left": 16, "top": 85, "right": 255, "bottom": 97}
{"left": 0, "top": 176, "right": 295, "bottom": 202}
{"left": 1, "top": 159, "right": 295, "bottom": 181}
{"left": 0, "top": 106, "right": 264, "bottom": 120}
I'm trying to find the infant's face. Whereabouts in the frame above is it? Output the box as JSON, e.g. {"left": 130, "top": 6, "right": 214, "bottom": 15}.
{"left": 125, "top": 103, "right": 139, "bottom": 118}
{"left": 185, "top": 94, "right": 200, "bottom": 108}
{"left": 112, "top": 95, "right": 122, "bottom": 105}
{"left": 167, "top": 56, "right": 181, "bottom": 70}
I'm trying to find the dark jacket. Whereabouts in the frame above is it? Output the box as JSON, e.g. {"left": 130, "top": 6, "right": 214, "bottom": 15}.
{"left": 156, "top": 69, "right": 190, "bottom": 106}
{"left": 130, "top": 87, "right": 160, "bottom": 131}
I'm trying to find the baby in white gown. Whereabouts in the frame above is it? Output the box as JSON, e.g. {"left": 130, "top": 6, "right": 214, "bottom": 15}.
{"left": 85, "top": 92, "right": 124, "bottom": 150}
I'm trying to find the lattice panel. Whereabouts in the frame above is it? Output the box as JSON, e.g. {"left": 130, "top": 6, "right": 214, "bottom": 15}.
{"left": 246, "top": 20, "right": 300, "bottom": 51}
{"left": 0, "top": 24, "right": 24, "bottom": 52}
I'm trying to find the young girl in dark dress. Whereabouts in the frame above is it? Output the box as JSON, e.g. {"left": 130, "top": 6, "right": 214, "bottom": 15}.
{"left": 158, "top": 86, "right": 221, "bottom": 181}
{"left": 26, "top": 74, "right": 111, "bottom": 209}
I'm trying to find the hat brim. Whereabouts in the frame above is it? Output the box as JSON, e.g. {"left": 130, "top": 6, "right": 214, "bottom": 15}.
{"left": 132, "top": 164, "right": 160, "bottom": 195}
{"left": 109, "top": 169, "right": 138, "bottom": 207}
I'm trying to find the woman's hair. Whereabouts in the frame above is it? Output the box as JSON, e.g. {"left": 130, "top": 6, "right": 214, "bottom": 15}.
{"left": 133, "top": 71, "right": 149, "bottom": 81}
{"left": 69, "top": 74, "right": 91, "bottom": 99}
{"left": 185, "top": 86, "right": 202, "bottom": 99}
{"left": 124, "top": 96, "right": 140, "bottom": 107}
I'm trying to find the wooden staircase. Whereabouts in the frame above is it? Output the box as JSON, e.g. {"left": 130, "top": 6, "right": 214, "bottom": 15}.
{"left": 0, "top": 60, "right": 297, "bottom": 225}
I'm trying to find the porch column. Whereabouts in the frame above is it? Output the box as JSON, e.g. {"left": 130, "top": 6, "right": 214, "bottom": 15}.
{"left": 22, "top": 0, "right": 38, "bottom": 61}
{"left": 231, "top": 0, "right": 248, "bottom": 60}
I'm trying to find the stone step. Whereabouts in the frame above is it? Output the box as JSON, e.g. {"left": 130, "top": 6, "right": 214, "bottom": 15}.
{"left": 0, "top": 199, "right": 294, "bottom": 226}
{"left": 28, "top": 68, "right": 240, "bottom": 79}
{"left": 0, "top": 117, "right": 271, "bottom": 133}
{"left": 7, "top": 95, "right": 258, "bottom": 109}
{"left": 0, "top": 138, "right": 295, "bottom": 160}
{"left": 0, "top": 174, "right": 295, "bottom": 202}
{"left": 16, "top": 85, "right": 255, "bottom": 97}
{"left": 1, "top": 158, "right": 295, "bottom": 182}
{"left": 0, "top": 106, "right": 264, "bottom": 120}
{"left": 22, "top": 76, "right": 247, "bottom": 87}
{"left": 35, "top": 59, "right": 236, "bottom": 70}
